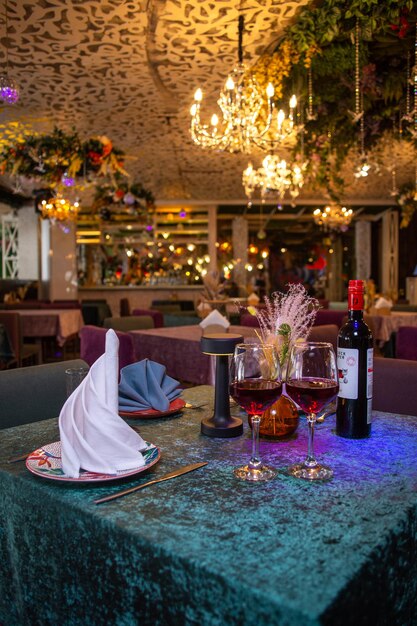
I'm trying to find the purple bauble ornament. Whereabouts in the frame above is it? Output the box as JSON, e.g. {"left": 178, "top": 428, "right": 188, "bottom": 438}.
{"left": 61, "top": 172, "right": 75, "bottom": 187}
{"left": 123, "top": 192, "right": 135, "bottom": 205}
{"left": 0, "top": 75, "right": 20, "bottom": 104}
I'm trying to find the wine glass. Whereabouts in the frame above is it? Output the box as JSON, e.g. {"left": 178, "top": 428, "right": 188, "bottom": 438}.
{"left": 285, "top": 341, "right": 338, "bottom": 481}
{"left": 229, "top": 343, "right": 282, "bottom": 481}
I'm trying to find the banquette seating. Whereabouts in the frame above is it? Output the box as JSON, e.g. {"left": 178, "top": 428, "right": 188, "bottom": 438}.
{"left": 0, "top": 358, "right": 89, "bottom": 429}
{"left": 79, "top": 325, "right": 135, "bottom": 370}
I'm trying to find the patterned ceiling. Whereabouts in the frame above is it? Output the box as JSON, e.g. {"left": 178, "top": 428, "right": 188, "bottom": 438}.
{"left": 0, "top": 0, "right": 413, "bottom": 205}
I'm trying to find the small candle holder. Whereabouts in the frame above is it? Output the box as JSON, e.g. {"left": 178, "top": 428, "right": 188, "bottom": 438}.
{"left": 200, "top": 333, "right": 243, "bottom": 437}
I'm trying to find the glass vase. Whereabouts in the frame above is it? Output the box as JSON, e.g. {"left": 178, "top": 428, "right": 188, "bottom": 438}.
{"left": 259, "top": 386, "right": 299, "bottom": 439}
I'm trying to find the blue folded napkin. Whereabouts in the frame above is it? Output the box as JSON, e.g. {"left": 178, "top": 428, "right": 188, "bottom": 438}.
{"left": 118, "top": 359, "right": 181, "bottom": 412}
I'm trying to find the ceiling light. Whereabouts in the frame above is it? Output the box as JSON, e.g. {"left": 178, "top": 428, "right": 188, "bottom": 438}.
{"left": 39, "top": 194, "right": 80, "bottom": 222}
{"left": 243, "top": 154, "right": 305, "bottom": 203}
{"left": 313, "top": 204, "right": 354, "bottom": 232}
{"left": 190, "top": 15, "right": 274, "bottom": 154}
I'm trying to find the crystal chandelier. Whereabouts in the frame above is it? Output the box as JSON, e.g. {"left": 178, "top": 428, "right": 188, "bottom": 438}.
{"left": 0, "top": 0, "right": 19, "bottom": 104}
{"left": 190, "top": 15, "right": 275, "bottom": 154}
{"left": 39, "top": 194, "right": 80, "bottom": 222}
{"left": 251, "top": 94, "right": 299, "bottom": 151}
{"left": 313, "top": 204, "right": 354, "bottom": 232}
{"left": 242, "top": 154, "right": 305, "bottom": 203}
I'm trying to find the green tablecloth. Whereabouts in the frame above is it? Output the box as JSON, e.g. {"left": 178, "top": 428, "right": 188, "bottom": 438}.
{"left": 0, "top": 386, "right": 416, "bottom": 626}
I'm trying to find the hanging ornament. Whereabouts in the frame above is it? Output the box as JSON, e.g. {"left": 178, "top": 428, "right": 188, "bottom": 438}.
{"left": 352, "top": 21, "right": 371, "bottom": 179}
{"left": 348, "top": 21, "right": 364, "bottom": 125}
{"left": 61, "top": 171, "right": 75, "bottom": 187}
{"left": 0, "top": 74, "right": 19, "bottom": 104}
{"left": 306, "top": 66, "right": 316, "bottom": 121}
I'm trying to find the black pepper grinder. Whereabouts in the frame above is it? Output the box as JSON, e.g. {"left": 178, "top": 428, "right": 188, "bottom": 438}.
{"left": 200, "top": 333, "right": 243, "bottom": 437}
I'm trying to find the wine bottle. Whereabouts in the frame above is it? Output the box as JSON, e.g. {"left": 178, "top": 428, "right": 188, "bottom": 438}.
{"left": 336, "top": 279, "right": 373, "bottom": 438}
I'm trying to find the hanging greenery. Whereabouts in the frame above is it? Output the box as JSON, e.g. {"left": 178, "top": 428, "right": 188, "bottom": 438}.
{"left": 92, "top": 177, "right": 155, "bottom": 222}
{"left": 0, "top": 127, "right": 128, "bottom": 187}
{"left": 396, "top": 182, "right": 417, "bottom": 227}
{"left": 251, "top": 0, "right": 417, "bottom": 223}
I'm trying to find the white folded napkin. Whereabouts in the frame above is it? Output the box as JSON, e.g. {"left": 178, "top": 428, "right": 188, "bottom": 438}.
{"left": 59, "top": 329, "right": 147, "bottom": 478}
{"left": 374, "top": 296, "right": 393, "bottom": 309}
{"left": 199, "top": 308, "right": 230, "bottom": 329}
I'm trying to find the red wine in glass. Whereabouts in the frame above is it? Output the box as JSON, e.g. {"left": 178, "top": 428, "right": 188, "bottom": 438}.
{"left": 229, "top": 379, "right": 282, "bottom": 416}
{"left": 285, "top": 341, "right": 338, "bottom": 481}
{"left": 286, "top": 378, "right": 338, "bottom": 415}
{"left": 230, "top": 343, "right": 281, "bottom": 482}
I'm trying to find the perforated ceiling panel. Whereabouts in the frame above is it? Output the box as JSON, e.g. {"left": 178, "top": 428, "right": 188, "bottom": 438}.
{"left": 0, "top": 0, "right": 412, "bottom": 203}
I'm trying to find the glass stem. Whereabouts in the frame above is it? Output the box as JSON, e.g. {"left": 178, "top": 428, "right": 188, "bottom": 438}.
{"left": 305, "top": 414, "right": 317, "bottom": 467}
{"left": 248, "top": 415, "right": 262, "bottom": 469}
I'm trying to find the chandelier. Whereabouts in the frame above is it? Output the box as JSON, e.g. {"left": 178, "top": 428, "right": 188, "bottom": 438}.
{"left": 190, "top": 15, "right": 275, "bottom": 154}
{"left": 39, "top": 194, "right": 80, "bottom": 222}
{"left": 242, "top": 154, "right": 305, "bottom": 203}
{"left": 313, "top": 204, "right": 354, "bottom": 232}
{"left": 251, "top": 94, "right": 299, "bottom": 151}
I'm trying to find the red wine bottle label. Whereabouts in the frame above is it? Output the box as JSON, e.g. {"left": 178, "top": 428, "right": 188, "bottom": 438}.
{"left": 337, "top": 348, "right": 374, "bottom": 400}
{"left": 337, "top": 348, "right": 359, "bottom": 398}
{"left": 366, "top": 349, "right": 373, "bottom": 400}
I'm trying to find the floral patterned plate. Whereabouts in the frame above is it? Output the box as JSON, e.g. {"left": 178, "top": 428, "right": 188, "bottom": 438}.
{"left": 26, "top": 441, "right": 160, "bottom": 483}
{"left": 119, "top": 397, "right": 186, "bottom": 419}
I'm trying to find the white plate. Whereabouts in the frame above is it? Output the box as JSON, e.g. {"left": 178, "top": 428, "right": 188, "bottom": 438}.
{"left": 26, "top": 441, "right": 160, "bottom": 483}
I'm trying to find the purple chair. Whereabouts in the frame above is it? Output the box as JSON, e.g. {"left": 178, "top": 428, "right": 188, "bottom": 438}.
{"left": 373, "top": 357, "right": 417, "bottom": 416}
{"left": 314, "top": 309, "right": 347, "bottom": 327}
{"left": 240, "top": 313, "right": 260, "bottom": 327}
{"left": 308, "top": 324, "right": 339, "bottom": 351}
{"left": 79, "top": 325, "right": 135, "bottom": 371}
{"left": 132, "top": 308, "right": 164, "bottom": 328}
{"left": 395, "top": 326, "right": 417, "bottom": 361}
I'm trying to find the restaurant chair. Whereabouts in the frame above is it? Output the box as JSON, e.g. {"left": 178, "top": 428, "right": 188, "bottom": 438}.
{"left": 120, "top": 297, "right": 131, "bottom": 316}
{"left": 395, "top": 326, "right": 417, "bottom": 361}
{"left": 308, "top": 324, "right": 339, "bottom": 351}
{"left": 81, "top": 300, "right": 112, "bottom": 326}
{"left": 239, "top": 313, "right": 260, "bottom": 327}
{"left": 79, "top": 325, "right": 135, "bottom": 370}
{"left": 163, "top": 314, "right": 200, "bottom": 327}
{"left": 0, "top": 311, "right": 42, "bottom": 368}
{"left": 0, "top": 358, "right": 88, "bottom": 430}
{"left": 314, "top": 309, "right": 347, "bottom": 327}
{"left": 373, "top": 357, "right": 417, "bottom": 416}
{"left": 132, "top": 308, "right": 164, "bottom": 328}
{"left": 103, "top": 316, "right": 154, "bottom": 331}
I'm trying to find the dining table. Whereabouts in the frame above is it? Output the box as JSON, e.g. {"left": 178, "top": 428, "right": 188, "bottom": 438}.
{"left": 0, "top": 386, "right": 416, "bottom": 626}
{"left": 129, "top": 324, "right": 256, "bottom": 385}
{"left": 369, "top": 311, "right": 417, "bottom": 344}
{"left": 17, "top": 308, "right": 84, "bottom": 347}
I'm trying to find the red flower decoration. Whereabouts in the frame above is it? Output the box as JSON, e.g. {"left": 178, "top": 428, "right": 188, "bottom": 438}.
{"left": 390, "top": 13, "right": 410, "bottom": 38}
{"left": 88, "top": 151, "right": 103, "bottom": 165}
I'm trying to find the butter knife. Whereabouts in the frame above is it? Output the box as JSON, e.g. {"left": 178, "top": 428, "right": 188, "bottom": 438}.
{"left": 94, "top": 461, "right": 208, "bottom": 505}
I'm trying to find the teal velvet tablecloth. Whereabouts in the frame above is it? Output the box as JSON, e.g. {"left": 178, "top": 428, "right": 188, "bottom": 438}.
{"left": 0, "top": 386, "right": 416, "bottom": 626}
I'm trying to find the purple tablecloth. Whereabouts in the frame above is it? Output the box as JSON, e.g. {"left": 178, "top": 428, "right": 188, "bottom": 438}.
{"left": 18, "top": 309, "right": 84, "bottom": 347}
{"left": 129, "top": 325, "right": 256, "bottom": 384}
